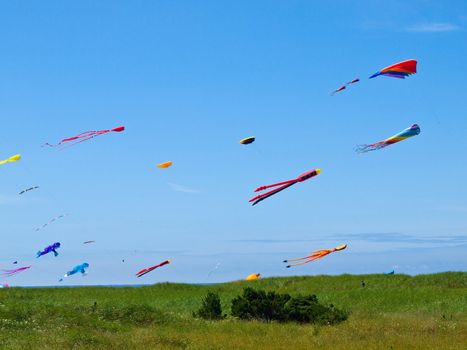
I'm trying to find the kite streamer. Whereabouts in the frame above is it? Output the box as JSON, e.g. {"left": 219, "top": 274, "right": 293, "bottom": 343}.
{"left": 35, "top": 214, "right": 66, "bottom": 232}
{"left": 19, "top": 186, "right": 39, "bottom": 195}
{"left": 249, "top": 168, "right": 321, "bottom": 206}
{"left": 332, "top": 78, "right": 360, "bottom": 95}
{"left": 356, "top": 124, "right": 420, "bottom": 153}
{"left": 369, "top": 59, "right": 417, "bottom": 79}
{"left": 0, "top": 265, "right": 32, "bottom": 278}
{"left": 43, "top": 126, "right": 125, "bottom": 148}
{"left": 284, "top": 244, "right": 347, "bottom": 268}
{"left": 136, "top": 260, "right": 171, "bottom": 278}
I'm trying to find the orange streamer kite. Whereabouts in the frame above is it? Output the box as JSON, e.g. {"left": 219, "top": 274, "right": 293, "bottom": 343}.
{"left": 283, "top": 244, "right": 347, "bottom": 268}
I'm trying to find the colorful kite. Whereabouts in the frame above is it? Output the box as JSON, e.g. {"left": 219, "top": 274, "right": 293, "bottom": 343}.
{"left": 64, "top": 263, "right": 89, "bottom": 278}
{"left": 0, "top": 154, "right": 21, "bottom": 165}
{"left": 332, "top": 78, "right": 360, "bottom": 95}
{"left": 157, "top": 161, "right": 173, "bottom": 169}
{"left": 249, "top": 168, "right": 321, "bottom": 206}
{"left": 36, "top": 242, "right": 61, "bottom": 258}
{"left": 369, "top": 59, "right": 417, "bottom": 79}
{"left": 19, "top": 186, "right": 39, "bottom": 195}
{"left": 240, "top": 136, "right": 255, "bottom": 145}
{"left": 0, "top": 283, "right": 10, "bottom": 288}
{"left": 136, "top": 260, "right": 171, "bottom": 278}
{"left": 284, "top": 244, "right": 347, "bottom": 268}
{"left": 35, "top": 214, "right": 66, "bottom": 232}
{"left": 245, "top": 273, "right": 261, "bottom": 281}
{"left": 356, "top": 124, "right": 420, "bottom": 153}
{"left": 0, "top": 265, "right": 32, "bottom": 278}
{"left": 43, "top": 126, "right": 125, "bottom": 148}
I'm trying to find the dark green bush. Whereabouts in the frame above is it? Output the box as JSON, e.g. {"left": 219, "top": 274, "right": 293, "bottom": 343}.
{"left": 284, "top": 295, "right": 348, "bottom": 325}
{"left": 193, "top": 291, "right": 224, "bottom": 320}
{"left": 231, "top": 288, "right": 348, "bottom": 325}
{"left": 231, "top": 288, "right": 290, "bottom": 321}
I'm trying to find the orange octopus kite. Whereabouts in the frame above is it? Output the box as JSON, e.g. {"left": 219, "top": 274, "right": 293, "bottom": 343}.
{"left": 283, "top": 244, "right": 347, "bottom": 268}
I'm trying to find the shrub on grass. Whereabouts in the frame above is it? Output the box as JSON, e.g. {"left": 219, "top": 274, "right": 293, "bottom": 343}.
{"left": 231, "top": 287, "right": 348, "bottom": 325}
{"left": 231, "top": 288, "right": 290, "bottom": 321}
{"left": 193, "top": 291, "right": 224, "bottom": 320}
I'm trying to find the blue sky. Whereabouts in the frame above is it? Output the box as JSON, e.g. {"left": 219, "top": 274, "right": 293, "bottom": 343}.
{"left": 0, "top": 1, "right": 466, "bottom": 286}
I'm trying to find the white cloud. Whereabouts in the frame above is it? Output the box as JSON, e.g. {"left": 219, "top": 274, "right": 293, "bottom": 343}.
{"left": 405, "top": 22, "right": 460, "bottom": 32}
{"left": 168, "top": 183, "right": 200, "bottom": 194}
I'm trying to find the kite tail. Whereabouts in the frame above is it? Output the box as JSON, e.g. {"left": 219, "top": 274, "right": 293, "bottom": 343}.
{"left": 286, "top": 258, "right": 320, "bottom": 267}
{"left": 36, "top": 251, "right": 42, "bottom": 258}
{"left": 355, "top": 142, "right": 387, "bottom": 153}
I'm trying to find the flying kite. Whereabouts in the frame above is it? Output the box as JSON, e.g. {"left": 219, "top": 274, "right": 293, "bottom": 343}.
{"left": 64, "top": 263, "right": 89, "bottom": 278}
{"left": 35, "top": 214, "right": 66, "bottom": 232}
{"left": 0, "top": 154, "right": 21, "bottom": 165}
{"left": 83, "top": 240, "right": 95, "bottom": 244}
{"left": 19, "top": 186, "right": 39, "bottom": 195}
{"left": 43, "top": 126, "right": 125, "bottom": 148}
{"left": 0, "top": 283, "right": 10, "bottom": 288}
{"left": 356, "top": 124, "right": 421, "bottom": 153}
{"left": 157, "top": 161, "right": 173, "bottom": 169}
{"left": 245, "top": 273, "right": 261, "bottom": 281}
{"left": 207, "top": 262, "right": 221, "bottom": 278}
{"left": 386, "top": 270, "right": 395, "bottom": 275}
{"left": 240, "top": 136, "right": 255, "bottom": 145}
{"left": 0, "top": 265, "right": 32, "bottom": 278}
{"left": 136, "top": 260, "right": 171, "bottom": 278}
{"left": 283, "top": 244, "right": 347, "bottom": 268}
{"left": 332, "top": 78, "right": 360, "bottom": 95}
{"left": 249, "top": 168, "right": 321, "bottom": 206}
{"left": 369, "top": 59, "right": 417, "bottom": 79}
{"left": 36, "top": 242, "right": 61, "bottom": 258}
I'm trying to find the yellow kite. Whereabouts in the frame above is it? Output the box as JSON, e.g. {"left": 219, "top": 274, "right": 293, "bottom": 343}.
{"left": 0, "top": 154, "right": 21, "bottom": 165}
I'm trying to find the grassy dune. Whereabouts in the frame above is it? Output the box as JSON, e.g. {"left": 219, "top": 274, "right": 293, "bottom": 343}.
{"left": 0, "top": 272, "right": 465, "bottom": 349}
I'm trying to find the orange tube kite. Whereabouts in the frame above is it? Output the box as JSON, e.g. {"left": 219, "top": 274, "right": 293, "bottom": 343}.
{"left": 157, "top": 161, "right": 173, "bottom": 169}
{"left": 283, "top": 244, "right": 347, "bottom": 268}
{"left": 245, "top": 273, "right": 261, "bottom": 280}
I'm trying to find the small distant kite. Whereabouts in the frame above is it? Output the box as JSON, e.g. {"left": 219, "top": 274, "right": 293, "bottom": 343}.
{"left": 245, "top": 273, "right": 261, "bottom": 281}
{"left": 157, "top": 161, "right": 173, "bottom": 169}
{"left": 386, "top": 270, "right": 395, "bottom": 275}
{"left": 0, "top": 265, "right": 32, "bottom": 278}
{"left": 0, "top": 283, "right": 10, "bottom": 288}
{"left": 36, "top": 242, "right": 61, "bottom": 258}
{"left": 0, "top": 154, "right": 21, "bottom": 165}
{"left": 332, "top": 78, "right": 360, "bottom": 95}
{"left": 35, "top": 214, "right": 66, "bottom": 232}
{"left": 356, "top": 124, "right": 420, "bottom": 153}
{"left": 249, "top": 168, "right": 321, "bottom": 206}
{"left": 19, "top": 186, "right": 39, "bottom": 195}
{"left": 370, "top": 59, "right": 417, "bottom": 79}
{"left": 207, "top": 262, "right": 221, "bottom": 278}
{"left": 136, "top": 260, "right": 171, "bottom": 278}
{"left": 83, "top": 240, "right": 95, "bottom": 244}
{"left": 240, "top": 136, "right": 255, "bottom": 145}
{"left": 64, "top": 263, "right": 89, "bottom": 278}
{"left": 12, "top": 261, "right": 17, "bottom": 265}
{"left": 284, "top": 244, "right": 347, "bottom": 268}
{"left": 43, "top": 126, "right": 125, "bottom": 148}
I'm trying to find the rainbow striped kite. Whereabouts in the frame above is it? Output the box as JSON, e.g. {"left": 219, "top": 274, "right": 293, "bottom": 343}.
{"left": 356, "top": 124, "right": 421, "bottom": 153}
{"left": 369, "top": 59, "right": 417, "bottom": 79}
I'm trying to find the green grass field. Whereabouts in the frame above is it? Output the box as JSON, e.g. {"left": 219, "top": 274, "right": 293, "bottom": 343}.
{"left": 0, "top": 272, "right": 465, "bottom": 349}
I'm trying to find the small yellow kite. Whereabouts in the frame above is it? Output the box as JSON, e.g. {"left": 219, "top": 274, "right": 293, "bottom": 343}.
{"left": 245, "top": 273, "right": 261, "bottom": 281}
{"left": 0, "top": 154, "right": 21, "bottom": 165}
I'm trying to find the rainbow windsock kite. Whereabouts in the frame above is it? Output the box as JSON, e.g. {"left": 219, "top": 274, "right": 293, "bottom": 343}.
{"left": 356, "top": 124, "right": 421, "bottom": 153}
{"left": 369, "top": 59, "right": 417, "bottom": 79}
